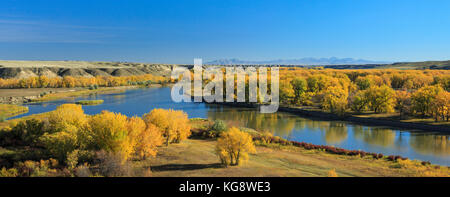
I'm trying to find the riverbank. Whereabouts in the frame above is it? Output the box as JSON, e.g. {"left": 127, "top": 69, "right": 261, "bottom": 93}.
{"left": 141, "top": 139, "right": 448, "bottom": 177}
{"left": 213, "top": 102, "right": 450, "bottom": 133}
{"left": 0, "top": 104, "right": 28, "bottom": 120}
{"left": 0, "top": 84, "right": 165, "bottom": 104}
{"left": 0, "top": 88, "right": 83, "bottom": 104}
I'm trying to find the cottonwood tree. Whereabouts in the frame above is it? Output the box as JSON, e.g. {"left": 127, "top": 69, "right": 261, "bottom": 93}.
{"left": 143, "top": 108, "right": 191, "bottom": 146}
{"left": 366, "top": 85, "right": 396, "bottom": 113}
{"left": 216, "top": 127, "right": 256, "bottom": 166}
{"left": 88, "top": 111, "right": 136, "bottom": 162}
{"left": 322, "top": 87, "right": 349, "bottom": 116}
{"left": 48, "top": 104, "right": 88, "bottom": 133}
{"left": 290, "top": 78, "right": 307, "bottom": 105}
{"left": 411, "top": 85, "right": 444, "bottom": 118}
{"left": 395, "top": 90, "right": 411, "bottom": 118}
{"left": 135, "top": 123, "right": 163, "bottom": 160}
{"left": 431, "top": 91, "right": 450, "bottom": 122}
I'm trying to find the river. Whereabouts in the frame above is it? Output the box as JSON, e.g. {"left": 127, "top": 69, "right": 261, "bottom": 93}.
{"left": 10, "top": 87, "right": 450, "bottom": 166}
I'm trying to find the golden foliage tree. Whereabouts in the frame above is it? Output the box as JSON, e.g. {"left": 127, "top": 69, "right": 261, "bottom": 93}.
{"left": 290, "top": 78, "right": 307, "bottom": 105}
{"left": 143, "top": 109, "right": 191, "bottom": 146}
{"left": 216, "top": 127, "right": 256, "bottom": 166}
{"left": 322, "top": 87, "right": 349, "bottom": 116}
{"left": 366, "top": 85, "right": 396, "bottom": 113}
{"left": 395, "top": 90, "right": 411, "bottom": 117}
{"left": 48, "top": 104, "right": 87, "bottom": 133}
{"left": 135, "top": 123, "right": 164, "bottom": 159}
{"left": 350, "top": 90, "right": 369, "bottom": 113}
{"left": 327, "top": 169, "right": 338, "bottom": 177}
{"left": 279, "top": 80, "right": 294, "bottom": 104}
{"left": 88, "top": 111, "right": 136, "bottom": 161}
{"left": 431, "top": 91, "right": 450, "bottom": 122}
{"left": 39, "top": 131, "right": 78, "bottom": 161}
{"left": 40, "top": 104, "right": 88, "bottom": 162}
{"left": 411, "top": 85, "right": 444, "bottom": 117}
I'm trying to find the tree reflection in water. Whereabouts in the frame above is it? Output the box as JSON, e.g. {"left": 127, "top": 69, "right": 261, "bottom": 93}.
{"left": 205, "top": 104, "right": 450, "bottom": 160}
{"left": 410, "top": 135, "right": 450, "bottom": 156}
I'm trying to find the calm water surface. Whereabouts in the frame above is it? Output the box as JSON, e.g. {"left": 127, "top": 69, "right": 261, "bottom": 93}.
{"left": 11, "top": 87, "right": 450, "bottom": 166}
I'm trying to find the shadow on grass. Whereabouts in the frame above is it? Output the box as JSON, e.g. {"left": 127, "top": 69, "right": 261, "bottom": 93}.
{"left": 151, "top": 163, "right": 223, "bottom": 172}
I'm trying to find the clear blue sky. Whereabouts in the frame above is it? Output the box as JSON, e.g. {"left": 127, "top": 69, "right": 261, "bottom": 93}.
{"left": 1, "top": 0, "right": 449, "bottom": 64}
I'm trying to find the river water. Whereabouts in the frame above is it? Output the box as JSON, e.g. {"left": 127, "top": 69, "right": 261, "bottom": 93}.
{"left": 10, "top": 87, "right": 450, "bottom": 166}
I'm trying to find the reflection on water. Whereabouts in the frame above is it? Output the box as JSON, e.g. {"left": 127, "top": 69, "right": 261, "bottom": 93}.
{"left": 410, "top": 135, "right": 449, "bottom": 156}
{"left": 205, "top": 102, "right": 450, "bottom": 165}
{"left": 353, "top": 126, "right": 396, "bottom": 147}
{"left": 12, "top": 87, "right": 450, "bottom": 165}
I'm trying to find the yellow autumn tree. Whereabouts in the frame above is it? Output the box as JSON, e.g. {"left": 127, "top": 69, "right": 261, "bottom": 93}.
{"left": 38, "top": 76, "right": 50, "bottom": 88}
{"left": 40, "top": 104, "right": 88, "bottom": 162}
{"left": 39, "top": 130, "right": 78, "bottom": 162}
{"left": 279, "top": 80, "right": 295, "bottom": 104}
{"left": 88, "top": 111, "right": 136, "bottom": 162}
{"left": 143, "top": 109, "right": 191, "bottom": 146}
{"left": 62, "top": 76, "right": 76, "bottom": 88}
{"left": 135, "top": 123, "right": 164, "bottom": 160}
{"left": 366, "top": 85, "right": 396, "bottom": 113}
{"left": 126, "top": 116, "right": 146, "bottom": 151}
{"left": 432, "top": 91, "right": 450, "bottom": 122}
{"left": 322, "top": 87, "right": 349, "bottom": 116}
{"left": 395, "top": 90, "right": 411, "bottom": 117}
{"left": 48, "top": 104, "right": 87, "bottom": 133}
{"left": 327, "top": 169, "right": 338, "bottom": 177}
{"left": 216, "top": 127, "right": 256, "bottom": 166}
{"left": 411, "top": 85, "right": 444, "bottom": 117}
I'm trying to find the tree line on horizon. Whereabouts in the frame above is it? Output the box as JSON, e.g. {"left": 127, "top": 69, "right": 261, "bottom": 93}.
{"left": 0, "top": 74, "right": 170, "bottom": 89}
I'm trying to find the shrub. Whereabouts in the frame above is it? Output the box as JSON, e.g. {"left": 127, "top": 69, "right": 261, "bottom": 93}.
{"left": 75, "top": 163, "right": 92, "bottom": 177}
{"left": 95, "top": 151, "right": 134, "bottom": 177}
{"left": 66, "top": 150, "right": 81, "bottom": 170}
{"left": 14, "top": 159, "right": 60, "bottom": 177}
{"left": 39, "top": 131, "right": 78, "bottom": 162}
{"left": 327, "top": 169, "right": 338, "bottom": 177}
{"left": 3, "top": 119, "right": 47, "bottom": 146}
{"left": 204, "top": 120, "right": 228, "bottom": 139}
{"left": 0, "top": 167, "right": 18, "bottom": 177}
{"left": 211, "top": 120, "right": 227, "bottom": 133}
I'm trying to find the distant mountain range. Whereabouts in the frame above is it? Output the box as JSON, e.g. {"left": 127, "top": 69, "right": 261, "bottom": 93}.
{"left": 205, "top": 57, "right": 391, "bottom": 65}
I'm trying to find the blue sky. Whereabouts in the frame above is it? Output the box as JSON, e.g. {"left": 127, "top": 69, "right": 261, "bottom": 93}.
{"left": 0, "top": 0, "right": 449, "bottom": 64}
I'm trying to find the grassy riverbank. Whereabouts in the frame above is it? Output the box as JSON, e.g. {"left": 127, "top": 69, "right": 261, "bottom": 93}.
{"left": 30, "top": 86, "right": 133, "bottom": 103}
{"left": 0, "top": 104, "right": 28, "bottom": 121}
{"left": 143, "top": 139, "right": 447, "bottom": 177}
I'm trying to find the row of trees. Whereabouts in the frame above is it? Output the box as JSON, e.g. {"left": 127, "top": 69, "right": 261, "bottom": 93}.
{"left": 0, "top": 74, "right": 169, "bottom": 89}
{"left": 279, "top": 68, "right": 450, "bottom": 91}
{"left": 0, "top": 104, "right": 191, "bottom": 166}
{"left": 279, "top": 70, "right": 450, "bottom": 121}
{"left": 183, "top": 67, "right": 449, "bottom": 121}
{"left": 0, "top": 104, "right": 258, "bottom": 175}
